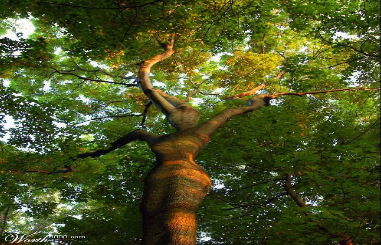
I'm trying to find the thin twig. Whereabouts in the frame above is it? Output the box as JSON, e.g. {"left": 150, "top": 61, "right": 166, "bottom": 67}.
{"left": 8, "top": 166, "right": 73, "bottom": 175}
{"left": 270, "top": 87, "right": 379, "bottom": 99}
{"left": 38, "top": 0, "right": 163, "bottom": 10}
{"left": 52, "top": 69, "right": 137, "bottom": 86}
{"left": 76, "top": 114, "right": 143, "bottom": 125}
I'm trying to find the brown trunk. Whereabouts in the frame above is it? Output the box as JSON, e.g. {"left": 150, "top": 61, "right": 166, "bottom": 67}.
{"left": 136, "top": 38, "right": 267, "bottom": 244}
{"left": 141, "top": 130, "right": 212, "bottom": 245}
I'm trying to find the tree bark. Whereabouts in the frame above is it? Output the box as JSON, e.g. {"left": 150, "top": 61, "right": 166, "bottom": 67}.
{"left": 141, "top": 128, "right": 212, "bottom": 245}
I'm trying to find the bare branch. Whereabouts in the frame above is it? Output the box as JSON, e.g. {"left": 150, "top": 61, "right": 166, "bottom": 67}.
{"left": 38, "top": 0, "right": 163, "bottom": 10}
{"left": 270, "top": 87, "right": 379, "bottom": 99}
{"left": 76, "top": 129, "right": 158, "bottom": 159}
{"left": 8, "top": 165, "right": 73, "bottom": 175}
{"left": 52, "top": 68, "right": 137, "bottom": 87}
{"left": 140, "top": 101, "right": 153, "bottom": 128}
{"left": 284, "top": 173, "right": 307, "bottom": 207}
{"left": 76, "top": 113, "right": 143, "bottom": 125}
{"left": 138, "top": 36, "right": 176, "bottom": 116}
{"left": 225, "top": 84, "right": 265, "bottom": 100}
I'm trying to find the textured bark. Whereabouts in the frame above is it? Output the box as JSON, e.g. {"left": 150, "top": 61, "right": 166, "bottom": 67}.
{"left": 141, "top": 128, "right": 212, "bottom": 245}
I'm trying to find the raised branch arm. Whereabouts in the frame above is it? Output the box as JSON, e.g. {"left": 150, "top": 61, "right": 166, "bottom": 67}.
{"left": 197, "top": 86, "right": 378, "bottom": 138}
{"left": 76, "top": 129, "right": 158, "bottom": 159}
{"left": 138, "top": 36, "right": 176, "bottom": 116}
{"left": 137, "top": 36, "right": 201, "bottom": 131}
{"left": 196, "top": 95, "right": 270, "bottom": 137}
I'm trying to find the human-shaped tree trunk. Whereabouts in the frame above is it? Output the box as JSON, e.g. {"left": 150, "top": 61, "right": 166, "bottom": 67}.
{"left": 135, "top": 37, "right": 268, "bottom": 244}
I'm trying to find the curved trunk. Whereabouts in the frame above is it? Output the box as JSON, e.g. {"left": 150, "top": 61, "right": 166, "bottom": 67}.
{"left": 141, "top": 131, "right": 211, "bottom": 245}
{"left": 141, "top": 159, "right": 211, "bottom": 245}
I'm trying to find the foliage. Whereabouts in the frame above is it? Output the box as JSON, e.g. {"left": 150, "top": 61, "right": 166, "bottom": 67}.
{"left": 0, "top": 0, "right": 379, "bottom": 244}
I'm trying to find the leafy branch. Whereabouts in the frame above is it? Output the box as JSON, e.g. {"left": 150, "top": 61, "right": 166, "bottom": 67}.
{"left": 318, "top": 32, "right": 380, "bottom": 58}
{"left": 284, "top": 173, "right": 355, "bottom": 245}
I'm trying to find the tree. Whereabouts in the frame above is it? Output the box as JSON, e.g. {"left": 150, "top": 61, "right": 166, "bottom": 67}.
{"left": 0, "top": 0, "right": 379, "bottom": 244}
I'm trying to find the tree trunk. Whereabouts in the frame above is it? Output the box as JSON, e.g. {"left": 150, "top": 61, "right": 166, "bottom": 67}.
{"left": 140, "top": 131, "right": 212, "bottom": 245}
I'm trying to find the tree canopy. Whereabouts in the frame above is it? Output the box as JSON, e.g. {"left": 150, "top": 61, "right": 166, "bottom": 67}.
{"left": 0, "top": 0, "right": 379, "bottom": 244}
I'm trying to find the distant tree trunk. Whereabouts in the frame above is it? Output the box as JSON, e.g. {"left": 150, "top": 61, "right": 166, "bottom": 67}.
{"left": 0, "top": 205, "right": 11, "bottom": 235}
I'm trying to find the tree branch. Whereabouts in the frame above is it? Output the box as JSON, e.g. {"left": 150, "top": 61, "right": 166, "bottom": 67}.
{"left": 76, "top": 129, "right": 158, "bottom": 159}
{"left": 138, "top": 35, "right": 177, "bottom": 116}
{"left": 221, "top": 192, "right": 288, "bottom": 211}
{"left": 8, "top": 130, "right": 158, "bottom": 175}
{"left": 284, "top": 173, "right": 308, "bottom": 207}
{"left": 76, "top": 113, "right": 143, "bottom": 125}
{"left": 284, "top": 173, "right": 355, "bottom": 245}
{"left": 8, "top": 165, "right": 73, "bottom": 175}
{"left": 38, "top": 0, "right": 163, "bottom": 10}
{"left": 225, "top": 84, "right": 265, "bottom": 100}
{"left": 140, "top": 101, "right": 153, "bottom": 128}
{"left": 318, "top": 32, "right": 380, "bottom": 58}
{"left": 224, "top": 69, "right": 285, "bottom": 100}
{"left": 195, "top": 86, "right": 377, "bottom": 149}
{"left": 52, "top": 68, "right": 137, "bottom": 87}
{"left": 195, "top": 95, "right": 270, "bottom": 138}
{"left": 270, "top": 87, "right": 379, "bottom": 99}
